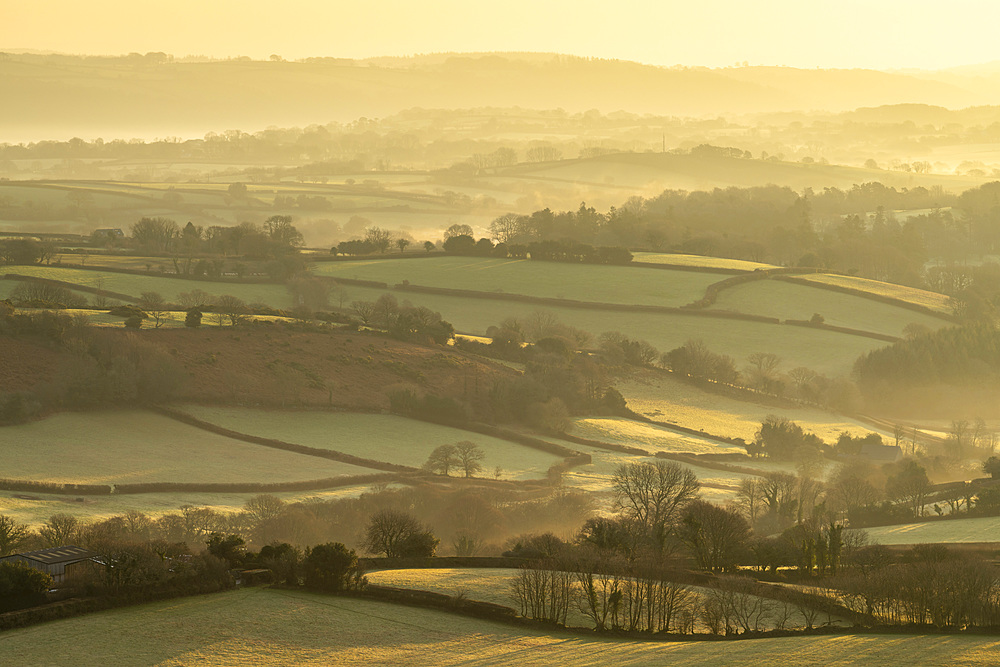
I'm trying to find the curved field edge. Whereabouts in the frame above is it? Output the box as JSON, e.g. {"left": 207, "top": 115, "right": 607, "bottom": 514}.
{"left": 0, "top": 411, "right": 382, "bottom": 488}
{"left": 162, "top": 405, "right": 587, "bottom": 483}
{"left": 630, "top": 252, "right": 779, "bottom": 272}
{"left": 857, "top": 515, "right": 1000, "bottom": 545}
{"left": 777, "top": 274, "right": 956, "bottom": 320}
{"left": 2, "top": 588, "right": 998, "bottom": 666}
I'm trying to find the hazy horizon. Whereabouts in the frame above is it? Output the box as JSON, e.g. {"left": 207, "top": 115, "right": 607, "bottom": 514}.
{"left": 7, "top": 0, "right": 1000, "bottom": 71}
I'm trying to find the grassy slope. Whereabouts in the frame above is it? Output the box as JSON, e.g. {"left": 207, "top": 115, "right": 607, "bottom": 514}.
{"left": 501, "top": 151, "right": 986, "bottom": 193}
{"left": 859, "top": 516, "right": 1000, "bottom": 545}
{"left": 340, "top": 283, "right": 881, "bottom": 377}
{"left": 617, "top": 370, "right": 892, "bottom": 443}
{"left": 569, "top": 417, "right": 745, "bottom": 455}
{"left": 312, "top": 257, "right": 726, "bottom": 308}
{"left": 711, "top": 280, "right": 949, "bottom": 337}
{"left": 795, "top": 274, "right": 954, "bottom": 314}
{"left": 0, "top": 411, "right": 377, "bottom": 485}
{"left": 2, "top": 588, "right": 996, "bottom": 666}
{"left": 3, "top": 266, "right": 292, "bottom": 307}
{"left": 631, "top": 252, "right": 778, "bottom": 271}
{"left": 176, "top": 406, "right": 561, "bottom": 480}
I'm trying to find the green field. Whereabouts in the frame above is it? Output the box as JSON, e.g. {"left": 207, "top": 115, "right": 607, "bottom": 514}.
{"left": 795, "top": 273, "right": 954, "bottom": 314}
{"left": 618, "top": 372, "right": 894, "bottom": 444}
{"left": 2, "top": 266, "right": 292, "bottom": 308}
{"left": 311, "top": 256, "right": 726, "bottom": 309}
{"left": 632, "top": 252, "right": 778, "bottom": 271}
{"left": 859, "top": 516, "right": 1000, "bottom": 545}
{"left": 570, "top": 417, "right": 745, "bottom": 455}
{"left": 711, "top": 280, "right": 949, "bottom": 338}
{"left": 0, "top": 411, "right": 378, "bottom": 486}
{"left": 2, "top": 587, "right": 995, "bottom": 666}
{"left": 341, "top": 283, "right": 882, "bottom": 376}
{"left": 175, "top": 406, "right": 563, "bottom": 480}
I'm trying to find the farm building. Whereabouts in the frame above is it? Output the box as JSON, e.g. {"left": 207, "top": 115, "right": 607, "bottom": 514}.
{"left": 0, "top": 545, "right": 99, "bottom": 584}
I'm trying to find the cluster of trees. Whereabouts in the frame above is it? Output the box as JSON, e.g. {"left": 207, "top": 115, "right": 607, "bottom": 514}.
{"left": 333, "top": 226, "right": 429, "bottom": 256}
{"left": 659, "top": 339, "right": 861, "bottom": 411}
{"left": 854, "top": 323, "right": 1000, "bottom": 404}
{"left": 0, "top": 308, "right": 182, "bottom": 415}
{"left": 422, "top": 441, "right": 486, "bottom": 477}
{"left": 126, "top": 215, "right": 304, "bottom": 259}
{"left": 442, "top": 230, "right": 633, "bottom": 266}
{"left": 0, "top": 238, "right": 57, "bottom": 265}
{"left": 836, "top": 545, "right": 1000, "bottom": 627}
{"left": 481, "top": 182, "right": 1000, "bottom": 296}
{"left": 479, "top": 325, "right": 629, "bottom": 432}
{"left": 0, "top": 482, "right": 593, "bottom": 564}
{"left": 350, "top": 293, "right": 454, "bottom": 344}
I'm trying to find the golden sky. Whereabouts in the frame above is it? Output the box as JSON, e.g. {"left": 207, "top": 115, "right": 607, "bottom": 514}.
{"left": 4, "top": 0, "right": 999, "bottom": 70}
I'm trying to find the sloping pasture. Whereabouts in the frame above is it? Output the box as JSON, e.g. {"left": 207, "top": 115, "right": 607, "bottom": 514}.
{"left": 339, "top": 283, "right": 883, "bottom": 377}
{"left": 174, "top": 406, "right": 563, "bottom": 481}
{"left": 631, "top": 252, "right": 778, "bottom": 271}
{"left": 3, "top": 266, "right": 293, "bottom": 307}
{"left": 711, "top": 279, "right": 949, "bottom": 338}
{"left": 0, "top": 411, "right": 378, "bottom": 486}
{"left": 793, "top": 273, "right": 953, "bottom": 314}
{"left": 1, "top": 588, "right": 994, "bottom": 666}
{"left": 312, "top": 256, "right": 726, "bottom": 309}
{"left": 618, "top": 372, "right": 893, "bottom": 444}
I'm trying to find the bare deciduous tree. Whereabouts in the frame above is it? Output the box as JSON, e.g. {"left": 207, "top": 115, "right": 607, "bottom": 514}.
{"left": 612, "top": 460, "right": 699, "bottom": 555}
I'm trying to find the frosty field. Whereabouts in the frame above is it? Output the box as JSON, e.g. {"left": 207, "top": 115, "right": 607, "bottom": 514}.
{"left": 311, "top": 256, "right": 726, "bottom": 308}
{"left": 3, "top": 266, "right": 293, "bottom": 308}
{"left": 711, "top": 279, "right": 948, "bottom": 338}
{"left": 860, "top": 516, "right": 1000, "bottom": 545}
{"left": 2, "top": 587, "right": 995, "bottom": 666}
{"left": 0, "top": 410, "right": 378, "bottom": 486}
{"left": 175, "top": 406, "right": 563, "bottom": 480}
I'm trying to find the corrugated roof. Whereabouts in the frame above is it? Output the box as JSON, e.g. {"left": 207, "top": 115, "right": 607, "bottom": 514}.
{"left": 9, "top": 545, "right": 98, "bottom": 564}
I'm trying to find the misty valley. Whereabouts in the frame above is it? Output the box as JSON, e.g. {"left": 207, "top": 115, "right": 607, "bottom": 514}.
{"left": 6, "top": 46, "right": 1000, "bottom": 667}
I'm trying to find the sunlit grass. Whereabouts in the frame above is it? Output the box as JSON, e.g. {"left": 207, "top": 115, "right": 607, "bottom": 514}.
{"left": 617, "top": 372, "right": 892, "bottom": 444}
{"left": 860, "top": 515, "right": 1000, "bottom": 545}
{"left": 632, "top": 252, "right": 778, "bottom": 271}
{"left": 570, "top": 417, "right": 745, "bottom": 455}
{"left": 796, "top": 273, "right": 953, "bottom": 314}
{"left": 4, "top": 588, "right": 994, "bottom": 666}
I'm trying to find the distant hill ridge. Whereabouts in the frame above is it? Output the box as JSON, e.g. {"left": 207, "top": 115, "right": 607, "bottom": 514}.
{"left": 0, "top": 51, "right": 990, "bottom": 142}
